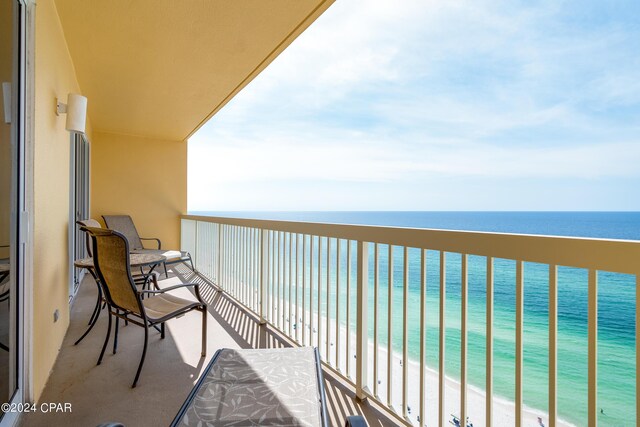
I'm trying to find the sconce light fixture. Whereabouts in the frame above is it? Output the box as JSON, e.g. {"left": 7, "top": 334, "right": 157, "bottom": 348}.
{"left": 56, "top": 93, "right": 87, "bottom": 134}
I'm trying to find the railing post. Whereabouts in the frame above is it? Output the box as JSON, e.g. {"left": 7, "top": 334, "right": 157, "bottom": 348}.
{"left": 588, "top": 269, "right": 598, "bottom": 427}
{"left": 356, "top": 240, "right": 369, "bottom": 401}
{"left": 216, "top": 223, "right": 222, "bottom": 289}
{"left": 259, "top": 229, "right": 267, "bottom": 325}
{"left": 193, "top": 220, "right": 199, "bottom": 271}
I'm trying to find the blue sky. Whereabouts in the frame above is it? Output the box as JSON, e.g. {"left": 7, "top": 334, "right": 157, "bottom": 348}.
{"left": 188, "top": 0, "right": 640, "bottom": 211}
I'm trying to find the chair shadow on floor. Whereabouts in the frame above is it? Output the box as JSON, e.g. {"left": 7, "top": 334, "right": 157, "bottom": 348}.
{"left": 22, "top": 269, "right": 209, "bottom": 427}
{"left": 172, "top": 263, "right": 399, "bottom": 427}
{"left": 23, "top": 263, "right": 397, "bottom": 427}
{"left": 22, "top": 264, "right": 397, "bottom": 427}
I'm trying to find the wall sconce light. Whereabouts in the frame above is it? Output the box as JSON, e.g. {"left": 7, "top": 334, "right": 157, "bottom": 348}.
{"left": 56, "top": 93, "right": 87, "bottom": 134}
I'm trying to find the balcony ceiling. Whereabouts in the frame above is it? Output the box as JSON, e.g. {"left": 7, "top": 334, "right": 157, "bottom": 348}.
{"left": 54, "top": 0, "right": 333, "bottom": 141}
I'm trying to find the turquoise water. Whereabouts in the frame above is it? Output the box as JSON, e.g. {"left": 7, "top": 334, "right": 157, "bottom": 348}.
{"left": 193, "top": 211, "right": 639, "bottom": 426}
{"left": 375, "top": 252, "right": 635, "bottom": 427}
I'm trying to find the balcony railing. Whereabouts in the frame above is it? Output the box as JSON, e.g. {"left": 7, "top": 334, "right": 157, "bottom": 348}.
{"left": 181, "top": 214, "right": 640, "bottom": 427}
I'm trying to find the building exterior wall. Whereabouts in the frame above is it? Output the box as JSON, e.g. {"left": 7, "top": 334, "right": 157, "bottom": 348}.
{"left": 32, "top": 0, "right": 92, "bottom": 401}
{"left": 31, "top": 0, "right": 187, "bottom": 402}
{"left": 28, "top": 0, "right": 319, "bottom": 406}
{"left": 90, "top": 132, "right": 187, "bottom": 250}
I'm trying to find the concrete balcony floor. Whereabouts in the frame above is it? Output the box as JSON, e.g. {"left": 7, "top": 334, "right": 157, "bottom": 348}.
{"left": 21, "top": 264, "right": 397, "bottom": 427}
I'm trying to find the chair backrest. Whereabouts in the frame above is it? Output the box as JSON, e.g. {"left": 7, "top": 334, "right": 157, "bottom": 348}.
{"left": 76, "top": 218, "right": 102, "bottom": 257}
{"left": 102, "top": 215, "right": 144, "bottom": 250}
{"left": 81, "top": 226, "right": 143, "bottom": 316}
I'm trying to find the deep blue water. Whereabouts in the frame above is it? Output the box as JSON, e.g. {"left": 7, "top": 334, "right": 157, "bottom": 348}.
{"left": 190, "top": 211, "right": 640, "bottom": 240}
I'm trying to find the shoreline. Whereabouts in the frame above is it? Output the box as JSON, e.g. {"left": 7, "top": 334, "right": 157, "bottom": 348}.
{"left": 358, "top": 338, "right": 575, "bottom": 427}
{"left": 273, "top": 301, "right": 577, "bottom": 427}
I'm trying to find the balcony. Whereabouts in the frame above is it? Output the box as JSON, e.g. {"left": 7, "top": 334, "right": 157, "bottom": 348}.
{"left": 16, "top": 213, "right": 640, "bottom": 426}
{"left": 179, "top": 214, "right": 640, "bottom": 426}
{"left": 7, "top": 0, "right": 638, "bottom": 425}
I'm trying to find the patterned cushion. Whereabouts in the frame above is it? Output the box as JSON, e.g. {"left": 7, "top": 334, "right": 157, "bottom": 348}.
{"left": 130, "top": 249, "right": 189, "bottom": 263}
{"left": 176, "top": 347, "right": 323, "bottom": 426}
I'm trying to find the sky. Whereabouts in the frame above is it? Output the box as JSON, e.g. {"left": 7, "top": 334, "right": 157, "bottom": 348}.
{"left": 188, "top": 0, "right": 640, "bottom": 212}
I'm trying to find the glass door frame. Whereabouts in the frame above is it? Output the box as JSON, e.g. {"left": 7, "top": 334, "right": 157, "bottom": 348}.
{"left": 2, "top": 0, "right": 32, "bottom": 424}
{"left": 69, "top": 133, "right": 90, "bottom": 300}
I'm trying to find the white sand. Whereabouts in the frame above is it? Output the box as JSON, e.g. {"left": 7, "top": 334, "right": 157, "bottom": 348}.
{"left": 267, "top": 298, "right": 576, "bottom": 427}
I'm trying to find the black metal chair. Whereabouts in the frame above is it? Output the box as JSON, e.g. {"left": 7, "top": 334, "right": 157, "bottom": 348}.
{"left": 102, "top": 215, "right": 194, "bottom": 277}
{"left": 82, "top": 226, "right": 207, "bottom": 387}
{"left": 74, "top": 219, "right": 159, "bottom": 346}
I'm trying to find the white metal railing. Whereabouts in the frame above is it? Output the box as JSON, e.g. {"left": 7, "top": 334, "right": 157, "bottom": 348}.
{"left": 181, "top": 214, "right": 640, "bottom": 427}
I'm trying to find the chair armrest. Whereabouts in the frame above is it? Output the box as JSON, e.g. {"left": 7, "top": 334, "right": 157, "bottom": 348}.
{"left": 139, "top": 283, "right": 207, "bottom": 305}
{"left": 345, "top": 416, "right": 368, "bottom": 427}
{"left": 139, "top": 283, "right": 197, "bottom": 294}
{"left": 139, "top": 237, "right": 161, "bottom": 250}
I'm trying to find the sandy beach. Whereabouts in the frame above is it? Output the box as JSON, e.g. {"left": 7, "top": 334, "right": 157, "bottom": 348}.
{"left": 270, "top": 299, "right": 576, "bottom": 427}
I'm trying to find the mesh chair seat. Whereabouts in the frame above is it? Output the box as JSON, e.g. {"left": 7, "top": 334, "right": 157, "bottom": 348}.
{"left": 142, "top": 293, "right": 201, "bottom": 322}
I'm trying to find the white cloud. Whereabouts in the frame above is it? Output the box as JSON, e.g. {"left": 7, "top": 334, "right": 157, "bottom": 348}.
{"left": 189, "top": 0, "right": 640, "bottom": 211}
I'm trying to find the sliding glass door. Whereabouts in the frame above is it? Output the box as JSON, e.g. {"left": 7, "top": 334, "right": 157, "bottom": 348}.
{"left": 70, "top": 134, "right": 90, "bottom": 297}
{"left": 0, "top": 0, "right": 25, "bottom": 422}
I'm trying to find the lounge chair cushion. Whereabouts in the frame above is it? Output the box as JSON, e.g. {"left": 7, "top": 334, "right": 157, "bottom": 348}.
{"left": 130, "top": 249, "right": 187, "bottom": 263}
{"left": 175, "top": 347, "right": 323, "bottom": 426}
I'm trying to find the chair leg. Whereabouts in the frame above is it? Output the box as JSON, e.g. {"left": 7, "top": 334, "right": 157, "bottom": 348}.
{"left": 75, "top": 285, "right": 103, "bottom": 346}
{"left": 160, "top": 322, "right": 165, "bottom": 339}
{"left": 132, "top": 324, "right": 149, "bottom": 388}
{"left": 113, "top": 312, "right": 120, "bottom": 354}
{"left": 201, "top": 308, "right": 207, "bottom": 357}
{"left": 74, "top": 304, "right": 101, "bottom": 346}
{"left": 97, "top": 311, "right": 112, "bottom": 365}
{"left": 163, "top": 262, "right": 168, "bottom": 278}
{"left": 87, "top": 288, "right": 102, "bottom": 325}
{"left": 87, "top": 271, "right": 102, "bottom": 325}
{"left": 189, "top": 254, "right": 195, "bottom": 271}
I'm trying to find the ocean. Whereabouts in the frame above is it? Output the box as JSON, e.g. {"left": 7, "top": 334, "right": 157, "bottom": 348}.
{"left": 191, "top": 211, "right": 639, "bottom": 426}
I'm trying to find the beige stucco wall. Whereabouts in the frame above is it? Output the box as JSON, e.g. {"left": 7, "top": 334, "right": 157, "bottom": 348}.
{"left": 27, "top": 0, "right": 327, "bottom": 407}
{"left": 31, "top": 0, "right": 186, "bottom": 402}
{"left": 90, "top": 132, "right": 187, "bottom": 250}
{"left": 32, "top": 0, "right": 92, "bottom": 400}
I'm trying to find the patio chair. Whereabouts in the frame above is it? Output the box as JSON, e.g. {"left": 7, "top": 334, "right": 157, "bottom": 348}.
{"left": 76, "top": 218, "right": 102, "bottom": 257}
{"left": 102, "top": 215, "right": 194, "bottom": 278}
{"left": 77, "top": 219, "right": 158, "bottom": 289}
{"left": 81, "top": 226, "right": 207, "bottom": 388}
{"left": 73, "top": 220, "right": 163, "bottom": 346}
